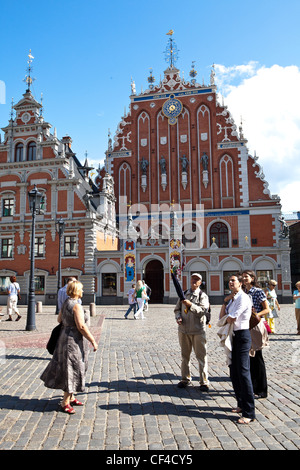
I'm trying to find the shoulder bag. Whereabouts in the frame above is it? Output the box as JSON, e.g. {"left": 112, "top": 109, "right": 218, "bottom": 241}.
{"left": 46, "top": 323, "right": 62, "bottom": 354}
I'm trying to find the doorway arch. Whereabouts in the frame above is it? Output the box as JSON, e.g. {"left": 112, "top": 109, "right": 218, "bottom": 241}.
{"left": 144, "top": 259, "right": 164, "bottom": 303}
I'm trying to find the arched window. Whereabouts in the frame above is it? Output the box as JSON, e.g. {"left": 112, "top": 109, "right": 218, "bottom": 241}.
{"left": 15, "top": 143, "right": 24, "bottom": 162}
{"left": 219, "top": 154, "right": 234, "bottom": 207}
{"left": 210, "top": 222, "right": 229, "bottom": 248}
{"left": 27, "top": 142, "right": 36, "bottom": 161}
{"left": 119, "top": 162, "right": 131, "bottom": 202}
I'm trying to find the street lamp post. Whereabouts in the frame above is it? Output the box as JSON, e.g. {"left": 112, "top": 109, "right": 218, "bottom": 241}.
{"left": 55, "top": 218, "right": 65, "bottom": 314}
{"left": 26, "top": 185, "right": 42, "bottom": 331}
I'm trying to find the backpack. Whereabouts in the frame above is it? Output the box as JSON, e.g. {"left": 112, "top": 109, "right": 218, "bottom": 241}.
{"left": 184, "top": 289, "right": 211, "bottom": 325}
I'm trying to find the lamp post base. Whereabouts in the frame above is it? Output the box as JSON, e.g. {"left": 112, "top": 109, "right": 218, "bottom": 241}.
{"left": 26, "top": 297, "right": 36, "bottom": 331}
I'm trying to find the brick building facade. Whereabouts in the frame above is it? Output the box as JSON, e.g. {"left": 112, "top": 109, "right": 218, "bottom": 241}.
{"left": 95, "top": 43, "right": 291, "bottom": 304}
{"left": 0, "top": 88, "right": 116, "bottom": 306}
{"left": 0, "top": 42, "right": 292, "bottom": 306}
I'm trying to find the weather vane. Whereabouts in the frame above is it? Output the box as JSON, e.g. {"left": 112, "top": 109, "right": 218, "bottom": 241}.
{"left": 23, "top": 49, "right": 35, "bottom": 92}
{"left": 164, "top": 30, "right": 179, "bottom": 68}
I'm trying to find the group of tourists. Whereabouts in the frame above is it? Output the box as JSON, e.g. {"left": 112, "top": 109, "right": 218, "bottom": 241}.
{"left": 124, "top": 280, "right": 151, "bottom": 320}
{"left": 174, "top": 270, "right": 299, "bottom": 425}
{"left": 2, "top": 270, "right": 296, "bottom": 420}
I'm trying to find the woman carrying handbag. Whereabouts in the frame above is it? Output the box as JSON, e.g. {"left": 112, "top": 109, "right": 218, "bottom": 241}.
{"left": 134, "top": 280, "right": 148, "bottom": 320}
{"left": 242, "top": 270, "right": 270, "bottom": 399}
{"left": 41, "top": 280, "right": 98, "bottom": 414}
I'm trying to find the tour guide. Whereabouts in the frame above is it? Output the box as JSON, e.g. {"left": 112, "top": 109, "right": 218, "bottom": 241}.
{"left": 174, "top": 273, "right": 210, "bottom": 391}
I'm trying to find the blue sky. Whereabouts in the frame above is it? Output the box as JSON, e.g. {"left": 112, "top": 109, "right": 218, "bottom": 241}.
{"left": 1, "top": 0, "right": 299, "bottom": 212}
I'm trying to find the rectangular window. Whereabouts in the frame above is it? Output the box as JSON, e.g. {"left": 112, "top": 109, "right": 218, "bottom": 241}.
{"left": 64, "top": 235, "right": 77, "bottom": 256}
{"left": 102, "top": 273, "right": 117, "bottom": 296}
{"left": 35, "top": 276, "right": 45, "bottom": 294}
{"left": 39, "top": 196, "right": 45, "bottom": 214}
{"left": 1, "top": 238, "right": 13, "bottom": 258}
{"left": 256, "top": 270, "right": 273, "bottom": 288}
{"left": 0, "top": 276, "right": 10, "bottom": 295}
{"left": 35, "top": 237, "right": 44, "bottom": 257}
{"left": 2, "top": 198, "right": 14, "bottom": 217}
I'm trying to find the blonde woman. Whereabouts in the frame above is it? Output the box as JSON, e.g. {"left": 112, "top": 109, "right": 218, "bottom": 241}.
{"left": 41, "top": 280, "right": 98, "bottom": 414}
{"left": 134, "top": 279, "right": 147, "bottom": 320}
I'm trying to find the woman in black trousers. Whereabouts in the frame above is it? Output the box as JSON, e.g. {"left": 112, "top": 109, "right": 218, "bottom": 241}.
{"left": 220, "top": 274, "right": 255, "bottom": 424}
{"left": 242, "top": 270, "right": 269, "bottom": 399}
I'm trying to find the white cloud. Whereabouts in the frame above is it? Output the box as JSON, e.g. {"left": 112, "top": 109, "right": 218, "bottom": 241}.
{"left": 215, "top": 63, "right": 300, "bottom": 213}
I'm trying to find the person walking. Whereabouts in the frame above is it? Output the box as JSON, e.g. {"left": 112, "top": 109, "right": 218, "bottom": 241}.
{"left": 220, "top": 274, "right": 255, "bottom": 424}
{"left": 265, "top": 280, "right": 280, "bottom": 333}
{"left": 293, "top": 281, "right": 300, "bottom": 335}
{"left": 174, "top": 273, "right": 210, "bottom": 391}
{"left": 6, "top": 276, "right": 21, "bottom": 321}
{"left": 242, "top": 270, "right": 269, "bottom": 399}
{"left": 143, "top": 280, "right": 151, "bottom": 312}
{"left": 40, "top": 280, "right": 98, "bottom": 414}
{"left": 124, "top": 284, "right": 137, "bottom": 319}
{"left": 57, "top": 276, "right": 79, "bottom": 312}
{"left": 134, "top": 280, "right": 147, "bottom": 320}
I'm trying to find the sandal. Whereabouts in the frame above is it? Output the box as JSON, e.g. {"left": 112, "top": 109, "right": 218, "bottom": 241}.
{"left": 231, "top": 407, "right": 242, "bottom": 413}
{"left": 237, "top": 417, "right": 255, "bottom": 425}
{"left": 61, "top": 404, "right": 75, "bottom": 414}
{"left": 70, "top": 398, "right": 83, "bottom": 406}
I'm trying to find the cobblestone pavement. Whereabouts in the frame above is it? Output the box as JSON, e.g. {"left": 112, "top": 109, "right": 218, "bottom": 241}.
{"left": 0, "top": 303, "right": 300, "bottom": 452}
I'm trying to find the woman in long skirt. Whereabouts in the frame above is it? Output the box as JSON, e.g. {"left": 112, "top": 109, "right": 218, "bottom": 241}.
{"left": 41, "top": 280, "right": 98, "bottom": 414}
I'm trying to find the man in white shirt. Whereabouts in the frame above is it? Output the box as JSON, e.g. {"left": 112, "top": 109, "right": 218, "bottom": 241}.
{"left": 124, "top": 284, "right": 137, "bottom": 319}
{"left": 57, "top": 277, "right": 81, "bottom": 313}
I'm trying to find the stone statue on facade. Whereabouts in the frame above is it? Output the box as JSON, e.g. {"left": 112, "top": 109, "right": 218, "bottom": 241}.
{"left": 180, "top": 155, "right": 189, "bottom": 172}
{"left": 140, "top": 158, "right": 149, "bottom": 175}
{"left": 201, "top": 152, "right": 209, "bottom": 171}
{"left": 159, "top": 156, "right": 167, "bottom": 174}
{"left": 278, "top": 216, "right": 289, "bottom": 239}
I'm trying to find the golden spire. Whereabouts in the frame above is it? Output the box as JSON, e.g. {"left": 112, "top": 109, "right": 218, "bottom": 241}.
{"left": 24, "top": 49, "right": 35, "bottom": 92}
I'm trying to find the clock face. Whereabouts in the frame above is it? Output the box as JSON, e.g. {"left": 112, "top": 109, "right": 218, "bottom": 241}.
{"left": 162, "top": 95, "right": 183, "bottom": 124}
{"left": 21, "top": 112, "right": 31, "bottom": 124}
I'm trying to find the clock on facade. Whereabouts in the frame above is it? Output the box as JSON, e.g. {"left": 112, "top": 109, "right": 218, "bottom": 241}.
{"left": 162, "top": 94, "right": 183, "bottom": 125}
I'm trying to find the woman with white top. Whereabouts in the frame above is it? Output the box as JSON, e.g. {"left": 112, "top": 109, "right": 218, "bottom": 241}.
{"left": 134, "top": 280, "right": 147, "bottom": 320}
{"left": 220, "top": 274, "right": 255, "bottom": 424}
{"left": 6, "top": 276, "right": 21, "bottom": 321}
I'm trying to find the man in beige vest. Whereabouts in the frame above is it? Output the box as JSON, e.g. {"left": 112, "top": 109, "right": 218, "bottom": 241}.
{"left": 174, "top": 273, "right": 210, "bottom": 391}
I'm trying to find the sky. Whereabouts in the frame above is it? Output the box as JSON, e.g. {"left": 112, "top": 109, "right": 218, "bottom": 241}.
{"left": 0, "top": 0, "right": 299, "bottom": 214}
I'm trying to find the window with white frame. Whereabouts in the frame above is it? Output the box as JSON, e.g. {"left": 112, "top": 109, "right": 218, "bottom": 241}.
{"left": 64, "top": 235, "right": 77, "bottom": 257}
{"left": 2, "top": 198, "right": 15, "bottom": 217}
{"left": 27, "top": 141, "right": 37, "bottom": 161}
{"left": 1, "top": 238, "right": 13, "bottom": 258}
{"left": 35, "top": 236, "right": 45, "bottom": 257}
{"left": 0, "top": 276, "right": 10, "bottom": 295}
{"left": 15, "top": 143, "right": 24, "bottom": 162}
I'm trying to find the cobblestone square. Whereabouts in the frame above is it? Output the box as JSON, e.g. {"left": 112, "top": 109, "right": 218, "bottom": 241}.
{"left": 0, "top": 303, "right": 299, "bottom": 451}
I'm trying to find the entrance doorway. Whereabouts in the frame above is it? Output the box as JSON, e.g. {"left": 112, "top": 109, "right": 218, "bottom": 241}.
{"left": 144, "top": 260, "right": 164, "bottom": 303}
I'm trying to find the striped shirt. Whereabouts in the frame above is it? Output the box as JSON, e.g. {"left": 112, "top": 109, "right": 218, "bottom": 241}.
{"left": 246, "top": 286, "right": 266, "bottom": 313}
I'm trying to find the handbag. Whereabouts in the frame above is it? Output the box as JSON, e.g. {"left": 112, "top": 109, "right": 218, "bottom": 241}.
{"left": 263, "top": 320, "right": 272, "bottom": 334}
{"left": 46, "top": 323, "right": 62, "bottom": 354}
{"left": 249, "top": 311, "right": 260, "bottom": 330}
{"left": 141, "top": 288, "right": 148, "bottom": 300}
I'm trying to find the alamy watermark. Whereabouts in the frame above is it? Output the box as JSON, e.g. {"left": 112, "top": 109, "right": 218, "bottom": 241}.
{"left": 117, "top": 196, "right": 205, "bottom": 248}
{"left": 0, "top": 80, "right": 5, "bottom": 104}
